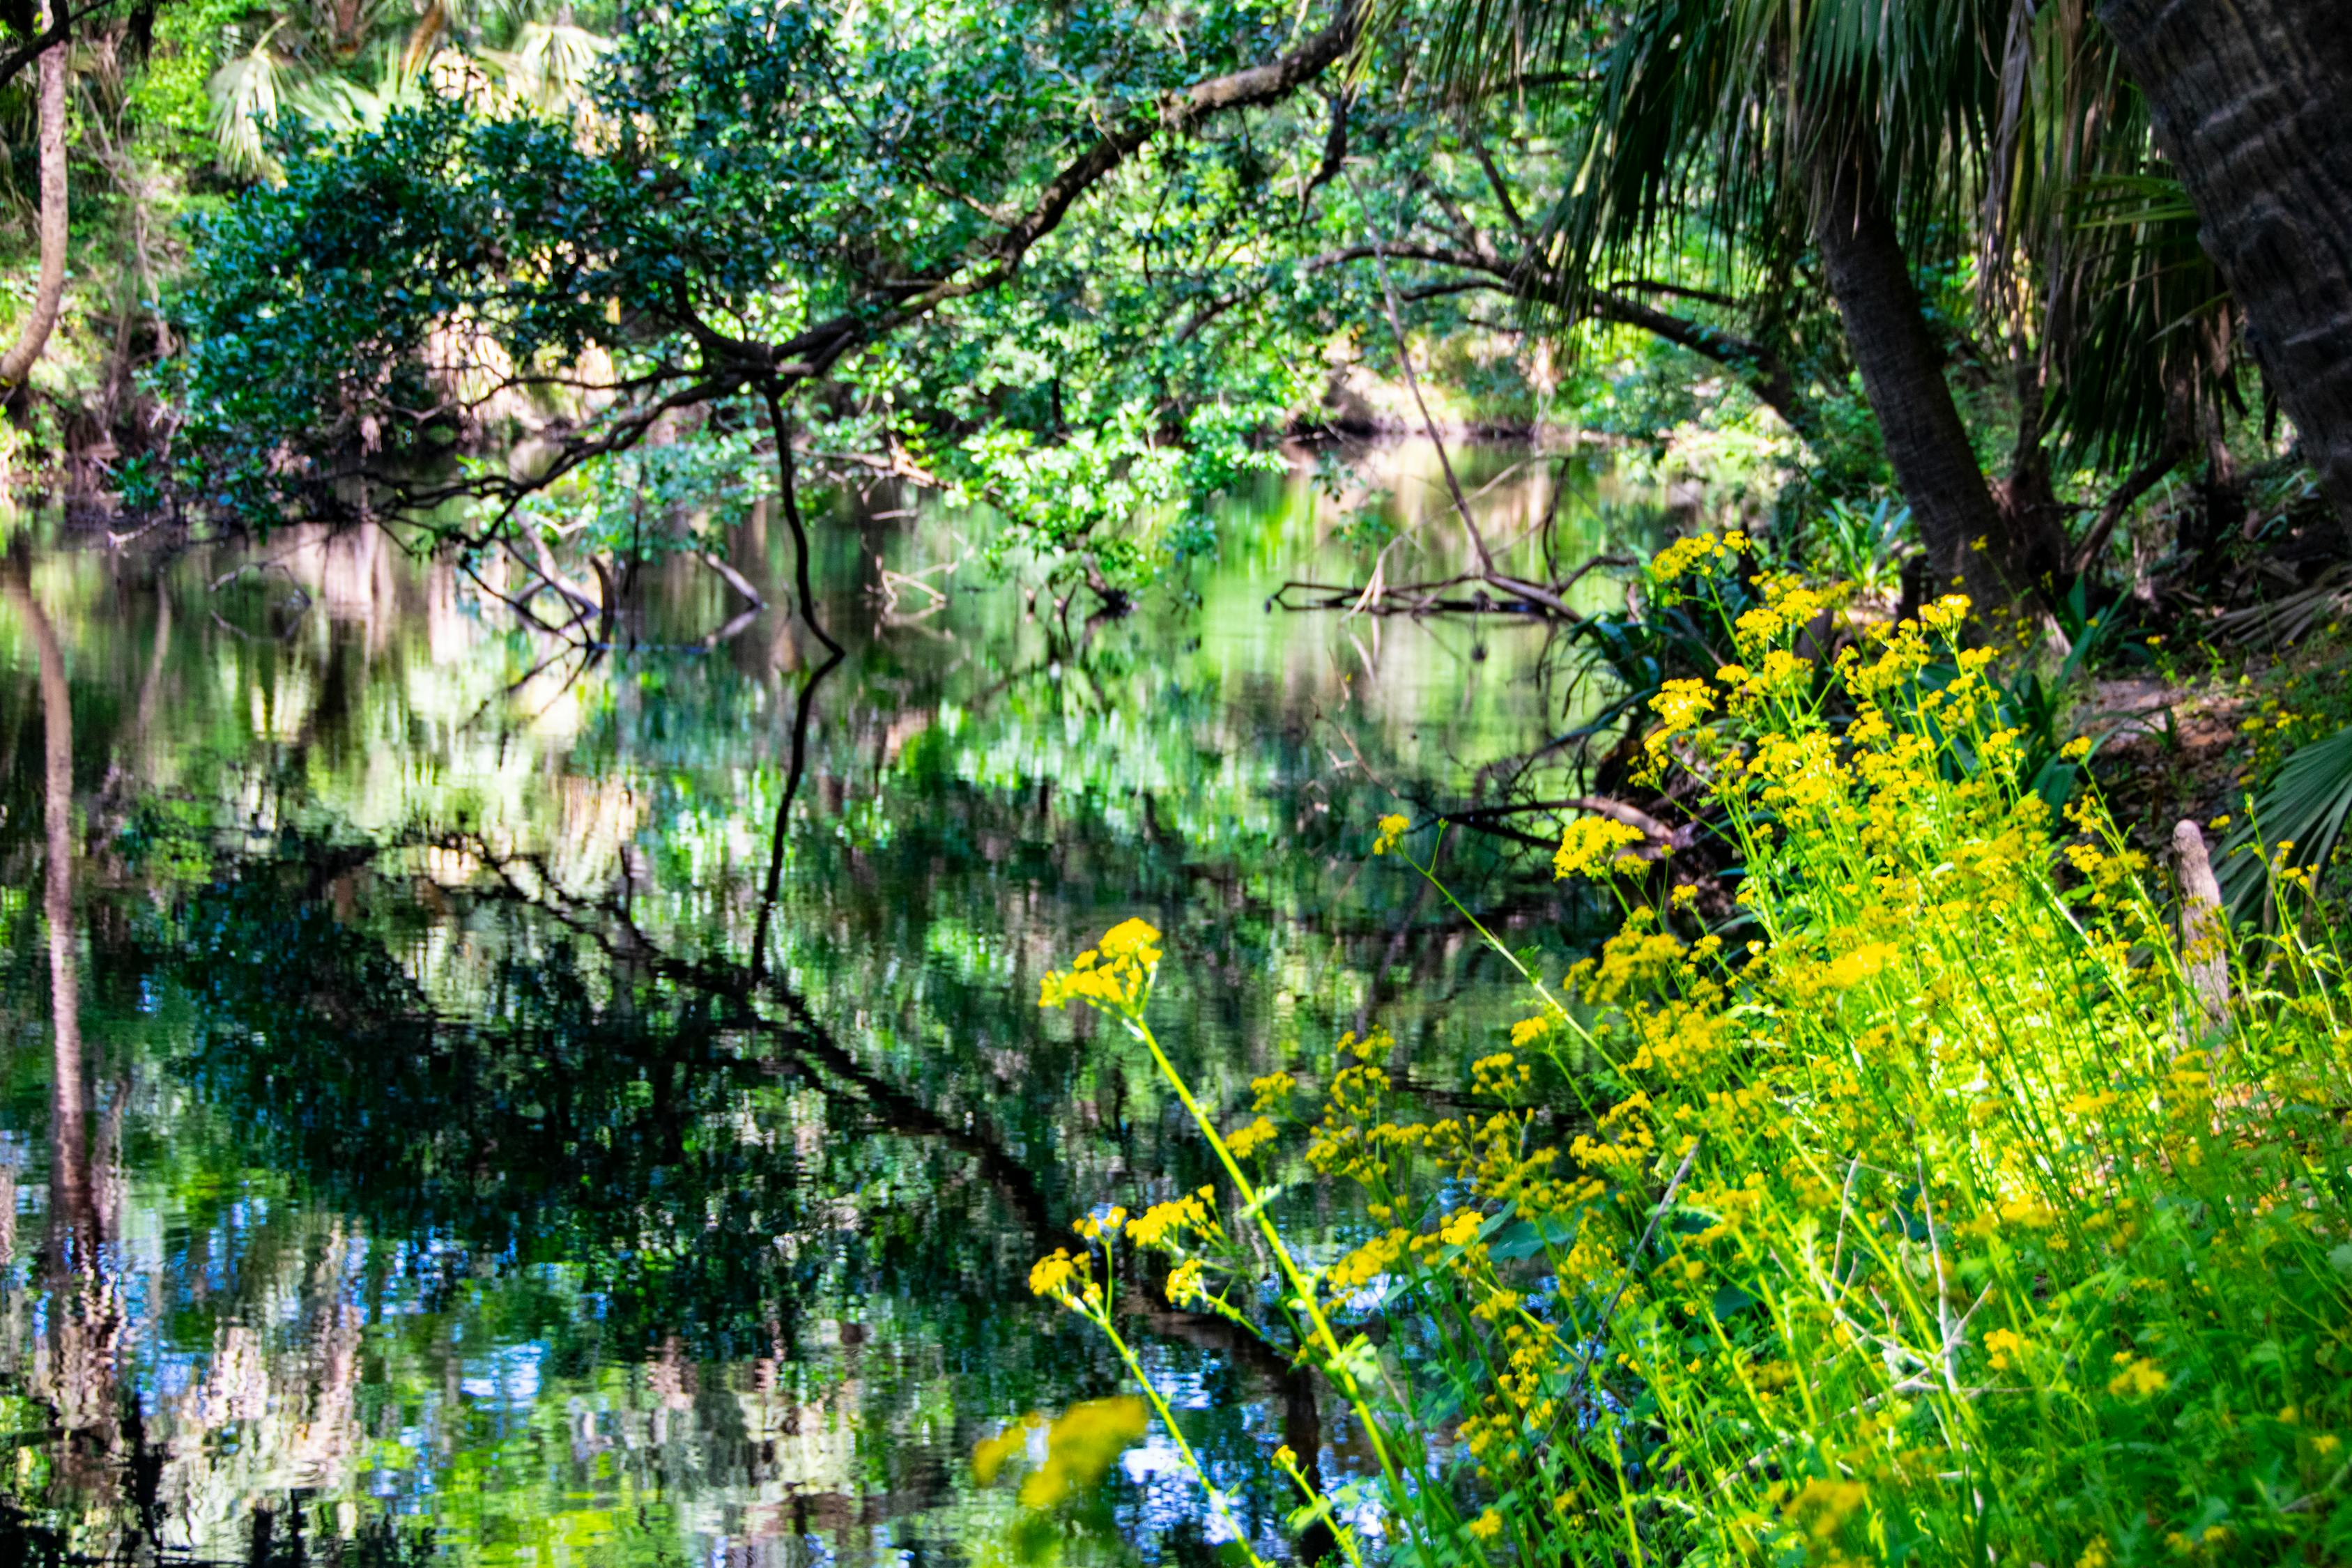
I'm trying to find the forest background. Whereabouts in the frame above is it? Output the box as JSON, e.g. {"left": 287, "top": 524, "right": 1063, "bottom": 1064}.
{"left": 0, "top": 0, "right": 2342, "bottom": 643}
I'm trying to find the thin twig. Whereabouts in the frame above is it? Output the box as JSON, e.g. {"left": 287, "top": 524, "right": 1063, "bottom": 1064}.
{"left": 1344, "top": 166, "right": 1493, "bottom": 576}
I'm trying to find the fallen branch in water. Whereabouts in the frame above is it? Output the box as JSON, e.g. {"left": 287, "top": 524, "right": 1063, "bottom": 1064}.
{"left": 696, "top": 548, "right": 767, "bottom": 610}
{"left": 1271, "top": 553, "right": 1634, "bottom": 620}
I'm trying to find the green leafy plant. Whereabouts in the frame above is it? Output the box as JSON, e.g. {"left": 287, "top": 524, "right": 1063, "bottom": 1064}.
{"left": 1032, "top": 567, "right": 2352, "bottom": 1567}
{"left": 1807, "top": 495, "right": 1912, "bottom": 597}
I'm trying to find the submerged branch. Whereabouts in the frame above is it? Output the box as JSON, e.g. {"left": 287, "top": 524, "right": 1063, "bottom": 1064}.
{"left": 1272, "top": 553, "right": 1630, "bottom": 620}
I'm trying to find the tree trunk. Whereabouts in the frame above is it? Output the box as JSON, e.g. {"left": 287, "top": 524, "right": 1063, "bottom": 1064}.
{"left": 1806, "top": 140, "right": 2017, "bottom": 611}
{"left": 1989, "top": 342, "right": 2075, "bottom": 594}
{"left": 0, "top": 0, "right": 68, "bottom": 387}
{"left": 2100, "top": 0, "right": 2352, "bottom": 538}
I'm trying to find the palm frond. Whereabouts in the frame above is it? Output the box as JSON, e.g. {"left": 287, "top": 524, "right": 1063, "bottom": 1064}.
{"left": 284, "top": 40, "right": 429, "bottom": 134}
{"left": 2220, "top": 723, "right": 2352, "bottom": 918}
{"left": 207, "top": 23, "right": 293, "bottom": 177}
{"left": 501, "top": 20, "right": 611, "bottom": 116}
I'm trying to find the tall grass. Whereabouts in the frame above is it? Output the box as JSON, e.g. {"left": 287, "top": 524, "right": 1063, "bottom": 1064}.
{"left": 1029, "top": 546, "right": 2352, "bottom": 1567}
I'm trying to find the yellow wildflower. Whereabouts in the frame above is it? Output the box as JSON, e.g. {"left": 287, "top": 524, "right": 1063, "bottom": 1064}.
{"left": 1129, "top": 1186, "right": 1215, "bottom": 1249}
{"left": 1735, "top": 605, "right": 1785, "bottom": 648}
{"left": 1030, "top": 1249, "right": 1085, "bottom": 1302}
{"left": 1822, "top": 941, "right": 1897, "bottom": 990}
{"left": 2106, "top": 1354, "right": 2169, "bottom": 1399}
{"left": 1165, "top": 1257, "right": 1206, "bottom": 1305}
{"left": 1466, "top": 1508, "right": 1504, "bottom": 1542}
{"left": 1757, "top": 647, "right": 1808, "bottom": 688}
{"left": 1555, "top": 815, "right": 1652, "bottom": 880}
{"left": 1919, "top": 594, "right": 1971, "bottom": 632}
{"left": 1250, "top": 1071, "right": 1296, "bottom": 1112}
{"left": 1647, "top": 677, "right": 1718, "bottom": 748}
{"left": 1039, "top": 919, "right": 1162, "bottom": 1015}
{"left": 1373, "top": 813, "right": 1409, "bottom": 856}
{"left": 1786, "top": 1477, "right": 1868, "bottom": 1543}
{"left": 1226, "top": 1116, "right": 1277, "bottom": 1159}
{"left": 1647, "top": 530, "right": 1742, "bottom": 584}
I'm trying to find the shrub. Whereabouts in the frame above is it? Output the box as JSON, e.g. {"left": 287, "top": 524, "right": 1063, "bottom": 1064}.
{"left": 1027, "top": 567, "right": 2352, "bottom": 1567}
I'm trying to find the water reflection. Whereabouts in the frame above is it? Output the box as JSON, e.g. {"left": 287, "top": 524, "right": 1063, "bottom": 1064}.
{"left": 0, "top": 444, "right": 1657, "bottom": 1564}
{"left": 3, "top": 555, "right": 132, "bottom": 1562}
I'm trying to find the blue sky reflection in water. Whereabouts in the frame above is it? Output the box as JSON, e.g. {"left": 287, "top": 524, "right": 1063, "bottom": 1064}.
{"left": 0, "top": 443, "right": 1659, "bottom": 1565}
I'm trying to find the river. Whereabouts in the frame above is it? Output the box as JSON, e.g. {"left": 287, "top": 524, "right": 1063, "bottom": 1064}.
{"left": 0, "top": 442, "right": 1659, "bottom": 1565}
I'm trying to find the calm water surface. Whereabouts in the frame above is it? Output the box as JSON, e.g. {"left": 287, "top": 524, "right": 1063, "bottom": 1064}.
{"left": 0, "top": 445, "right": 1658, "bottom": 1565}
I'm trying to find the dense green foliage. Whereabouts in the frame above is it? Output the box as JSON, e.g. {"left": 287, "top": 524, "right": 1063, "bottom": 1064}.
{"left": 153, "top": 0, "right": 1369, "bottom": 590}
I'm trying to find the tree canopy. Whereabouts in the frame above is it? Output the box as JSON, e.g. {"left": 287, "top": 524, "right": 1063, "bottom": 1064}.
{"left": 126, "top": 0, "right": 2347, "bottom": 624}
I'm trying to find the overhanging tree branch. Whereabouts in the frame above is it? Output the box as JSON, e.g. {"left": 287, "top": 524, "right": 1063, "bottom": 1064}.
{"left": 336, "top": 0, "right": 1367, "bottom": 530}
{"left": 1168, "top": 235, "right": 1820, "bottom": 436}
{"left": 0, "top": 0, "right": 103, "bottom": 93}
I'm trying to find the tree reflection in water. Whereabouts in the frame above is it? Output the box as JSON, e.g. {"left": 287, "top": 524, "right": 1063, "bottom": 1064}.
{"left": 0, "top": 450, "right": 1653, "bottom": 1564}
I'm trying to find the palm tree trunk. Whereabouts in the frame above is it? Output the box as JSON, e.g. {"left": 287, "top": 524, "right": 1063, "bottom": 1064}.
{"left": 0, "top": 0, "right": 68, "bottom": 387}
{"left": 2100, "top": 0, "right": 2352, "bottom": 537}
{"left": 1806, "top": 140, "right": 2017, "bottom": 610}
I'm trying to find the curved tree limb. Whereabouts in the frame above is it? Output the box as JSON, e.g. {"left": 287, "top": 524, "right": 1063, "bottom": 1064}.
{"left": 1169, "top": 238, "right": 1818, "bottom": 436}
{"left": 0, "top": 0, "right": 70, "bottom": 387}
{"left": 0, "top": 0, "right": 99, "bottom": 96}
{"left": 334, "top": 1, "right": 1367, "bottom": 539}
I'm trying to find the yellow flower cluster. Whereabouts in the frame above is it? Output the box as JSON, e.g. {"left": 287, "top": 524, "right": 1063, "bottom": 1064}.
{"left": 1372, "top": 812, "right": 1410, "bottom": 856}
{"left": 1646, "top": 528, "right": 1751, "bottom": 587}
{"left": 1555, "top": 815, "right": 1652, "bottom": 880}
{"left": 1165, "top": 1257, "right": 1206, "bottom": 1305}
{"left": 1127, "top": 1186, "right": 1217, "bottom": 1249}
{"left": 1732, "top": 576, "right": 1831, "bottom": 656}
{"left": 1642, "top": 677, "right": 1720, "bottom": 773}
{"left": 1038, "top": 917, "right": 1162, "bottom": 1016}
{"left": 1029, "top": 1247, "right": 1092, "bottom": 1304}
{"left": 1225, "top": 1115, "right": 1278, "bottom": 1158}
{"left": 1327, "top": 1227, "right": 1408, "bottom": 1293}
{"left": 1471, "top": 1050, "right": 1532, "bottom": 1100}
{"left": 1250, "top": 1070, "right": 1296, "bottom": 1110}
{"left": 2107, "top": 1354, "right": 2169, "bottom": 1399}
